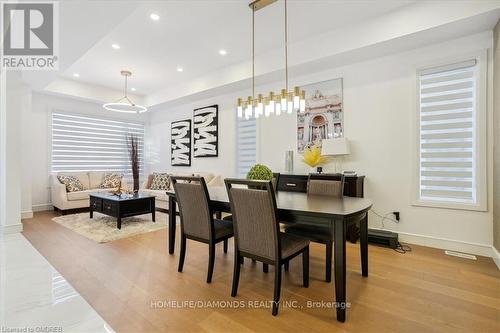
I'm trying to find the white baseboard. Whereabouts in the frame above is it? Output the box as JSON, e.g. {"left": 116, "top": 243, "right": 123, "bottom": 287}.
{"left": 21, "top": 211, "right": 33, "bottom": 219}
{"left": 492, "top": 246, "right": 500, "bottom": 270}
{"left": 32, "top": 203, "right": 53, "bottom": 212}
{"left": 1, "top": 223, "right": 23, "bottom": 234}
{"left": 370, "top": 227, "right": 493, "bottom": 258}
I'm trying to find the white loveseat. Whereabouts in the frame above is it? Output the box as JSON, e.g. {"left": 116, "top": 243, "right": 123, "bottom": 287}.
{"left": 139, "top": 172, "right": 223, "bottom": 211}
{"left": 51, "top": 171, "right": 121, "bottom": 214}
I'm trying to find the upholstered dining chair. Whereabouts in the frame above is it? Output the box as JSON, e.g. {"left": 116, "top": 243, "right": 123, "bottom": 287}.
{"left": 284, "top": 173, "right": 344, "bottom": 282}
{"left": 171, "top": 176, "right": 234, "bottom": 283}
{"left": 224, "top": 178, "right": 310, "bottom": 316}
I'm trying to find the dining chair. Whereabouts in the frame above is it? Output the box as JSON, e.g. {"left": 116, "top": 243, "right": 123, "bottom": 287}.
{"left": 284, "top": 173, "right": 344, "bottom": 282}
{"left": 171, "top": 176, "right": 234, "bottom": 283}
{"left": 224, "top": 178, "right": 310, "bottom": 316}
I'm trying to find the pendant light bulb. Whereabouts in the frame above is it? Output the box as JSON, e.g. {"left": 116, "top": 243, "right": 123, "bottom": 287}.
{"left": 267, "top": 92, "right": 275, "bottom": 117}
{"left": 237, "top": 98, "right": 243, "bottom": 118}
{"left": 299, "top": 90, "right": 306, "bottom": 113}
{"left": 293, "top": 86, "right": 300, "bottom": 110}
{"left": 281, "top": 89, "right": 287, "bottom": 111}
{"left": 245, "top": 96, "right": 253, "bottom": 119}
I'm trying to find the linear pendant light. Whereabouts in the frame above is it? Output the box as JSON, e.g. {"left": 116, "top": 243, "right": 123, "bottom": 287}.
{"left": 236, "top": 0, "right": 305, "bottom": 119}
{"left": 103, "top": 70, "right": 147, "bottom": 114}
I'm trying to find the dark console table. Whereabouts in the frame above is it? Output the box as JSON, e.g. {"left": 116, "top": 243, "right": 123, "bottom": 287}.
{"left": 277, "top": 173, "right": 365, "bottom": 243}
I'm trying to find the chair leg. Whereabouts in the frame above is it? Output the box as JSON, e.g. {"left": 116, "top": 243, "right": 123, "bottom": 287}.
{"left": 303, "top": 246, "right": 309, "bottom": 288}
{"left": 207, "top": 242, "right": 216, "bottom": 283}
{"left": 272, "top": 264, "right": 282, "bottom": 316}
{"left": 178, "top": 234, "right": 186, "bottom": 272}
{"left": 231, "top": 251, "right": 241, "bottom": 297}
{"left": 240, "top": 257, "right": 244, "bottom": 265}
{"left": 223, "top": 239, "right": 228, "bottom": 253}
{"left": 263, "top": 263, "right": 269, "bottom": 273}
{"left": 326, "top": 241, "right": 333, "bottom": 283}
{"left": 284, "top": 261, "right": 289, "bottom": 271}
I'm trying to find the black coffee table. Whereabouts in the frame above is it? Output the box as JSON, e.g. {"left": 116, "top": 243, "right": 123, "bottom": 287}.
{"left": 89, "top": 193, "right": 155, "bottom": 229}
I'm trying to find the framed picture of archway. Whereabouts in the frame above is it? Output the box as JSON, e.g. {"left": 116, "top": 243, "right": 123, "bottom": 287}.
{"left": 297, "top": 78, "right": 343, "bottom": 153}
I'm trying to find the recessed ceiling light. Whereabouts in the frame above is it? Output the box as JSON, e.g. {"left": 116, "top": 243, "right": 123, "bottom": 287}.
{"left": 111, "top": 43, "right": 120, "bottom": 49}
{"left": 73, "top": 73, "right": 80, "bottom": 78}
{"left": 176, "top": 67, "right": 183, "bottom": 72}
{"left": 150, "top": 13, "right": 160, "bottom": 21}
{"left": 131, "top": 87, "right": 136, "bottom": 92}
{"left": 219, "top": 49, "right": 227, "bottom": 55}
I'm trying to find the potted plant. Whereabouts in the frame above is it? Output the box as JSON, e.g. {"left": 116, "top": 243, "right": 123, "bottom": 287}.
{"left": 302, "top": 144, "right": 327, "bottom": 173}
{"left": 246, "top": 164, "right": 274, "bottom": 189}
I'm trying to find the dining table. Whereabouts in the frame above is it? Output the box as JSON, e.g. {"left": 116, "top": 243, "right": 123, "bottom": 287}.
{"left": 165, "top": 186, "right": 373, "bottom": 322}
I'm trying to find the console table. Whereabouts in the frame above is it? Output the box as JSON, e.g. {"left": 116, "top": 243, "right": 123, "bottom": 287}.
{"left": 277, "top": 173, "right": 365, "bottom": 243}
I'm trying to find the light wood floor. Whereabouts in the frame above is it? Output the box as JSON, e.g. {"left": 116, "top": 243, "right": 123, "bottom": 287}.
{"left": 22, "top": 211, "right": 500, "bottom": 333}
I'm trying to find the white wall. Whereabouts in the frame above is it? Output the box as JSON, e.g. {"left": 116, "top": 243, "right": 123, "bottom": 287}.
{"left": 25, "top": 92, "right": 149, "bottom": 212}
{"left": 0, "top": 72, "right": 26, "bottom": 233}
{"left": 493, "top": 20, "right": 500, "bottom": 254}
{"left": 146, "top": 32, "right": 495, "bottom": 256}
{"left": 147, "top": 95, "right": 239, "bottom": 178}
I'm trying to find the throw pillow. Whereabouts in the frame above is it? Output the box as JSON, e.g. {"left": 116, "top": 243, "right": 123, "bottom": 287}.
{"left": 150, "top": 172, "right": 171, "bottom": 190}
{"left": 57, "top": 175, "right": 86, "bottom": 192}
{"left": 100, "top": 173, "right": 123, "bottom": 189}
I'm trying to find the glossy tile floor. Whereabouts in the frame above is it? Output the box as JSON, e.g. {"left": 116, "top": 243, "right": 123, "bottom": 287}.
{"left": 0, "top": 233, "right": 113, "bottom": 332}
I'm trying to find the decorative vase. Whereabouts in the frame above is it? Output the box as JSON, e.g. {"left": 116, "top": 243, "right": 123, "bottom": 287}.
{"left": 285, "top": 150, "right": 294, "bottom": 173}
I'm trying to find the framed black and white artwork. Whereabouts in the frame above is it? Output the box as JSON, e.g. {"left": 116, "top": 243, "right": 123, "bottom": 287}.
{"left": 193, "top": 104, "right": 218, "bottom": 158}
{"left": 171, "top": 119, "right": 191, "bottom": 166}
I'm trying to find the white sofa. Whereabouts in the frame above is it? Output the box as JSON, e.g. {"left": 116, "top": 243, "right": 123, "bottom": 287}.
{"left": 139, "top": 172, "right": 223, "bottom": 211}
{"left": 51, "top": 171, "right": 121, "bottom": 213}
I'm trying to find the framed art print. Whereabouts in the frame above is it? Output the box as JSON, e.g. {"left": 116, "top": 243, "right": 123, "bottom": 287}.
{"left": 193, "top": 104, "right": 218, "bottom": 158}
{"left": 171, "top": 119, "right": 191, "bottom": 166}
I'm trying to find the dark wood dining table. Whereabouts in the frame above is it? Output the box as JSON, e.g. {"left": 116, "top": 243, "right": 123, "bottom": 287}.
{"left": 165, "top": 186, "right": 373, "bottom": 322}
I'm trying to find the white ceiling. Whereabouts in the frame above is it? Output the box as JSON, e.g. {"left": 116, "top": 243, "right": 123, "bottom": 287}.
{"left": 60, "top": 0, "right": 415, "bottom": 96}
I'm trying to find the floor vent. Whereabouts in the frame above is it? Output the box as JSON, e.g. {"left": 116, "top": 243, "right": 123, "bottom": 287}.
{"left": 444, "top": 250, "right": 477, "bottom": 260}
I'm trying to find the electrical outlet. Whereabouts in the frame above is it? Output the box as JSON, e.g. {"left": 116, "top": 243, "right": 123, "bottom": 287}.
{"left": 393, "top": 211, "right": 400, "bottom": 221}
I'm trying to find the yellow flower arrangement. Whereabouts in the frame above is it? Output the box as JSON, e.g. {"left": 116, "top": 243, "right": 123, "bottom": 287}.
{"left": 302, "top": 144, "right": 327, "bottom": 167}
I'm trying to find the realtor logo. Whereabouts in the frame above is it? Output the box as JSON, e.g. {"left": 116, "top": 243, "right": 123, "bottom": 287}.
{"left": 1, "top": 1, "right": 59, "bottom": 69}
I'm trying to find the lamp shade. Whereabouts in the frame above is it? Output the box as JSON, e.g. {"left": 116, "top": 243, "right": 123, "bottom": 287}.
{"left": 321, "top": 138, "right": 350, "bottom": 156}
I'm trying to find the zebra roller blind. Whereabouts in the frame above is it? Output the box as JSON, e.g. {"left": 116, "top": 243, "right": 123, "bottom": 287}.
{"left": 418, "top": 59, "right": 478, "bottom": 205}
{"left": 51, "top": 112, "right": 144, "bottom": 177}
{"left": 236, "top": 117, "right": 257, "bottom": 177}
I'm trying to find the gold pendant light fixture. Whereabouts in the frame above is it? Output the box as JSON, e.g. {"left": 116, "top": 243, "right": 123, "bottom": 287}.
{"left": 236, "top": 0, "right": 305, "bottom": 119}
{"left": 103, "top": 70, "right": 147, "bottom": 114}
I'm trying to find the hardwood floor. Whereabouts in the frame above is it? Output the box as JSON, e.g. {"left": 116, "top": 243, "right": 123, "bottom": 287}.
{"left": 22, "top": 211, "right": 500, "bottom": 333}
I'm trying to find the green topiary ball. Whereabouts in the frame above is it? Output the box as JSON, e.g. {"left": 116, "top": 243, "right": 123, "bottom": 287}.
{"left": 246, "top": 164, "right": 273, "bottom": 181}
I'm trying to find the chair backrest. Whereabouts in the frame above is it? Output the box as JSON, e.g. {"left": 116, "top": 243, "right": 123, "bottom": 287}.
{"left": 224, "top": 179, "right": 280, "bottom": 261}
{"left": 307, "top": 173, "right": 344, "bottom": 197}
{"left": 272, "top": 172, "right": 280, "bottom": 192}
{"left": 171, "top": 176, "right": 213, "bottom": 240}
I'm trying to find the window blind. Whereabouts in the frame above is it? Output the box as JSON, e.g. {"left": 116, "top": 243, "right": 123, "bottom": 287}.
{"left": 418, "top": 60, "right": 477, "bottom": 204}
{"left": 51, "top": 112, "right": 144, "bottom": 178}
{"left": 236, "top": 117, "right": 257, "bottom": 177}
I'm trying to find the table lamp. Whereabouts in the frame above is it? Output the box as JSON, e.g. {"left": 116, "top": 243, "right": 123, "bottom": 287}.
{"left": 321, "top": 138, "right": 350, "bottom": 172}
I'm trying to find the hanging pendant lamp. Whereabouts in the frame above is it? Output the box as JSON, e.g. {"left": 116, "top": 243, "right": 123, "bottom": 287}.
{"left": 236, "top": 0, "right": 305, "bottom": 119}
{"left": 103, "top": 70, "right": 147, "bottom": 114}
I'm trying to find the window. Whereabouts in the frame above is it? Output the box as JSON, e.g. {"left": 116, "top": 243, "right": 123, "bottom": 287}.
{"left": 416, "top": 58, "right": 486, "bottom": 210}
{"left": 51, "top": 112, "right": 144, "bottom": 178}
{"left": 236, "top": 117, "right": 257, "bottom": 177}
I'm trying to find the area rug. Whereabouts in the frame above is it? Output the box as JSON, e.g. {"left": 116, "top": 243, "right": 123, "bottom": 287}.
{"left": 52, "top": 211, "right": 167, "bottom": 243}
